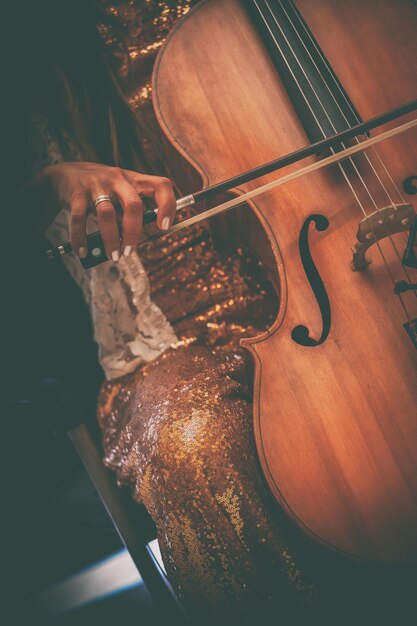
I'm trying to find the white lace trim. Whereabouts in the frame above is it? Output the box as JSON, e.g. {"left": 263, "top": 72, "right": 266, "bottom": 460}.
{"left": 37, "top": 116, "right": 177, "bottom": 380}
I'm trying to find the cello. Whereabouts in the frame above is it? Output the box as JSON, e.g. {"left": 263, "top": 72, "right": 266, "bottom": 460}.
{"left": 48, "top": 0, "right": 417, "bottom": 565}
{"left": 151, "top": 0, "right": 417, "bottom": 565}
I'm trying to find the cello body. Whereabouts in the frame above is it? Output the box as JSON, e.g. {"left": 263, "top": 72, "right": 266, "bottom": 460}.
{"left": 152, "top": 0, "right": 417, "bottom": 564}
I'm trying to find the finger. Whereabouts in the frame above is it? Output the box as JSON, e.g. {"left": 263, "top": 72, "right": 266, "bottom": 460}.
{"left": 123, "top": 172, "right": 176, "bottom": 231}
{"left": 113, "top": 182, "right": 144, "bottom": 256}
{"left": 70, "top": 193, "right": 89, "bottom": 258}
{"left": 147, "top": 176, "right": 176, "bottom": 230}
{"left": 93, "top": 193, "right": 120, "bottom": 261}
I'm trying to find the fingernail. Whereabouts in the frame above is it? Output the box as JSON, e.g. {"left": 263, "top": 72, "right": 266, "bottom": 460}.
{"left": 79, "top": 246, "right": 87, "bottom": 259}
{"left": 161, "top": 217, "right": 171, "bottom": 231}
{"left": 111, "top": 250, "right": 120, "bottom": 262}
{"left": 123, "top": 245, "right": 132, "bottom": 257}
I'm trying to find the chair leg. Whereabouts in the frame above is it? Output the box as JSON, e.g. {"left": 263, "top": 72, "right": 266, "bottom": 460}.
{"left": 68, "top": 422, "right": 188, "bottom": 623}
{"left": 32, "top": 378, "right": 188, "bottom": 624}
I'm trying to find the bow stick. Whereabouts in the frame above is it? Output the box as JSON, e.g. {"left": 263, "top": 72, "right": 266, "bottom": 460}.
{"left": 46, "top": 99, "right": 417, "bottom": 265}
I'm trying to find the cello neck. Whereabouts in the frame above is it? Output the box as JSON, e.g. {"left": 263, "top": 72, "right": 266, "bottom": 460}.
{"left": 248, "top": 0, "right": 361, "bottom": 141}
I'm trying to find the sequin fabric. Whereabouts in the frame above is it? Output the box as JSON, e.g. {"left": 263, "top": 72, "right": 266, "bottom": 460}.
{"left": 38, "top": 119, "right": 178, "bottom": 381}
{"left": 96, "top": 1, "right": 319, "bottom": 620}
{"left": 97, "top": 215, "right": 320, "bottom": 621}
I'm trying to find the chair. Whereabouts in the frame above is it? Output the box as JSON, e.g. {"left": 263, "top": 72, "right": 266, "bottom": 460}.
{"left": 31, "top": 377, "right": 187, "bottom": 624}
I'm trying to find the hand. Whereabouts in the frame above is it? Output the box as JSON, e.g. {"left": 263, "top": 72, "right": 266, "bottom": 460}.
{"left": 37, "top": 162, "right": 176, "bottom": 259}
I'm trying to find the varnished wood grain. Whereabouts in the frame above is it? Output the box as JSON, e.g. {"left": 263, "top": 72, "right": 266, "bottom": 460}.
{"left": 152, "top": 0, "right": 417, "bottom": 564}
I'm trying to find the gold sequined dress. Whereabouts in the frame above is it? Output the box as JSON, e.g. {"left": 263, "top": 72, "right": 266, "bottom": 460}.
{"left": 94, "top": 2, "right": 320, "bottom": 621}
{"left": 97, "top": 215, "right": 320, "bottom": 621}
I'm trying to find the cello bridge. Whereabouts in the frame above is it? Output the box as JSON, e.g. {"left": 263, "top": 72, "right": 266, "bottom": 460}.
{"left": 351, "top": 203, "right": 416, "bottom": 271}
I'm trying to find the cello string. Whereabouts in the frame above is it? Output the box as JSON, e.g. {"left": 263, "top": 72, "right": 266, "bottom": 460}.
{"left": 280, "top": 0, "right": 417, "bottom": 289}
{"left": 253, "top": 0, "right": 370, "bottom": 222}
{"left": 253, "top": 3, "right": 412, "bottom": 317}
{"left": 272, "top": 0, "right": 417, "bottom": 298}
{"left": 283, "top": 0, "right": 407, "bottom": 205}
{"left": 277, "top": 0, "right": 402, "bottom": 205}
{"left": 366, "top": 147, "right": 406, "bottom": 203}
{"left": 135, "top": 119, "right": 415, "bottom": 320}
{"left": 268, "top": 2, "right": 397, "bottom": 214}
{"left": 275, "top": 0, "right": 417, "bottom": 295}
{"left": 253, "top": 0, "right": 402, "bottom": 297}
{"left": 261, "top": 0, "right": 416, "bottom": 299}
{"left": 278, "top": 0, "right": 414, "bottom": 258}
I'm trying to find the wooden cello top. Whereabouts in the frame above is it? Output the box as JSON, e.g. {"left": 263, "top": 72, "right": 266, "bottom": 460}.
{"left": 153, "top": 0, "right": 417, "bottom": 564}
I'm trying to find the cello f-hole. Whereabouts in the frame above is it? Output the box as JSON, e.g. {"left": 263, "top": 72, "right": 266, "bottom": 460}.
{"left": 291, "top": 213, "right": 331, "bottom": 347}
